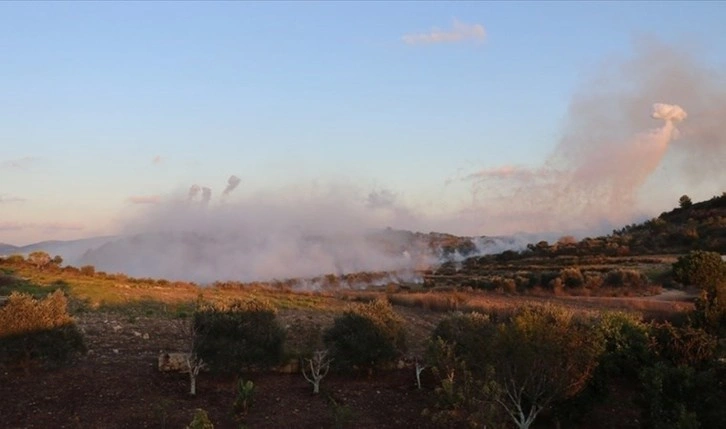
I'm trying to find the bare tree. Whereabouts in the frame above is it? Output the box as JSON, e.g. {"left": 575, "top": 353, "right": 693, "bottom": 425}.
{"left": 181, "top": 319, "right": 205, "bottom": 396}
{"left": 414, "top": 356, "right": 426, "bottom": 389}
{"left": 302, "top": 349, "right": 332, "bottom": 394}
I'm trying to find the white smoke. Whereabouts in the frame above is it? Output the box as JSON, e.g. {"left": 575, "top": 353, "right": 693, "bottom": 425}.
{"left": 461, "top": 39, "right": 726, "bottom": 236}
{"left": 201, "top": 187, "right": 212, "bottom": 205}
{"left": 223, "top": 175, "right": 241, "bottom": 196}
{"left": 187, "top": 185, "right": 201, "bottom": 201}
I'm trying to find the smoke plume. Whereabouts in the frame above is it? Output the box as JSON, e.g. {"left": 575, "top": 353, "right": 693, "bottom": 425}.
{"left": 223, "top": 175, "right": 241, "bottom": 196}
{"left": 201, "top": 187, "right": 212, "bottom": 205}
{"left": 187, "top": 185, "right": 201, "bottom": 201}
{"left": 464, "top": 39, "right": 726, "bottom": 235}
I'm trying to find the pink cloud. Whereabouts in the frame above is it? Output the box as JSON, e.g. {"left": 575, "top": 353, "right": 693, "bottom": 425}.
{"left": 127, "top": 195, "right": 162, "bottom": 205}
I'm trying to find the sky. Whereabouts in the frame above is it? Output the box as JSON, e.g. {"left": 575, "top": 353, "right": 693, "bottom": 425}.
{"left": 2, "top": 1, "right": 726, "bottom": 246}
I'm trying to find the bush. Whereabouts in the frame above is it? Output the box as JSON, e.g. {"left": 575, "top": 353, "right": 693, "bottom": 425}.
{"left": 324, "top": 299, "right": 405, "bottom": 372}
{"left": 185, "top": 408, "right": 214, "bottom": 429}
{"left": 640, "top": 362, "right": 726, "bottom": 429}
{"left": 193, "top": 298, "right": 285, "bottom": 373}
{"left": 596, "top": 312, "right": 653, "bottom": 377}
{"left": 80, "top": 265, "right": 96, "bottom": 276}
{"left": 604, "top": 269, "right": 649, "bottom": 288}
{"left": 0, "top": 290, "right": 85, "bottom": 368}
{"left": 430, "top": 312, "right": 495, "bottom": 376}
{"left": 672, "top": 250, "right": 726, "bottom": 288}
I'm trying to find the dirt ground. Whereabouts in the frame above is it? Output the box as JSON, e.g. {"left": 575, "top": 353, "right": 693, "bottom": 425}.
{"left": 0, "top": 308, "right": 444, "bottom": 429}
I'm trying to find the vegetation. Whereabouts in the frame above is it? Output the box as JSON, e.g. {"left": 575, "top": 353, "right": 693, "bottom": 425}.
{"left": 192, "top": 298, "right": 286, "bottom": 373}
{"left": 672, "top": 250, "right": 726, "bottom": 288}
{"left": 0, "top": 194, "right": 724, "bottom": 427}
{"left": 324, "top": 299, "right": 406, "bottom": 372}
{"left": 185, "top": 409, "right": 214, "bottom": 429}
{"left": 0, "top": 290, "right": 85, "bottom": 369}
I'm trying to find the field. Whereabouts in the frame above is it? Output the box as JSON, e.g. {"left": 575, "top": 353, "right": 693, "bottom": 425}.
{"left": 0, "top": 254, "right": 699, "bottom": 429}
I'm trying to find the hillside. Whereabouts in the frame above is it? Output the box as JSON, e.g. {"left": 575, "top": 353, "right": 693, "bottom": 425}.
{"left": 429, "top": 193, "right": 725, "bottom": 293}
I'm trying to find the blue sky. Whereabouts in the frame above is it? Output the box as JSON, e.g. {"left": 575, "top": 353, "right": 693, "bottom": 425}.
{"left": 2, "top": 1, "right": 725, "bottom": 245}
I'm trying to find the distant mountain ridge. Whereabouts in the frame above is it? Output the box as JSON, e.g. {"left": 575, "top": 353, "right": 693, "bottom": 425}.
{"left": 0, "top": 236, "right": 118, "bottom": 266}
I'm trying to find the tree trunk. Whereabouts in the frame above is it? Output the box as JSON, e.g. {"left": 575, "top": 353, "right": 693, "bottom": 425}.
{"left": 190, "top": 374, "right": 196, "bottom": 396}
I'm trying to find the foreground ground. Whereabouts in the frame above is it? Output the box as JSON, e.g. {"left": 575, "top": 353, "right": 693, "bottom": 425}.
{"left": 0, "top": 306, "right": 447, "bottom": 429}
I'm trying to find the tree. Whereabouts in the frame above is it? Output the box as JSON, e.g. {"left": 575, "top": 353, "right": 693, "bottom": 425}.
{"left": 672, "top": 251, "right": 726, "bottom": 289}
{"left": 193, "top": 298, "right": 285, "bottom": 374}
{"left": 324, "top": 299, "right": 406, "bottom": 372}
{"left": 679, "top": 195, "right": 693, "bottom": 209}
{"left": 487, "top": 306, "right": 604, "bottom": 429}
{"left": 27, "top": 251, "right": 51, "bottom": 271}
{"left": 180, "top": 320, "right": 205, "bottom": 396}
{"left": 302, "top": 349, "right": 332, "bottom": 394}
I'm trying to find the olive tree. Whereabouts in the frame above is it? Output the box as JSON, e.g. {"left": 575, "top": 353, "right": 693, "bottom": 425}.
{"left": 27, "top": 251, "right": 51, "bottom": 271}
{"left": 488, "top": 306, "right": 604, "bottom": 429}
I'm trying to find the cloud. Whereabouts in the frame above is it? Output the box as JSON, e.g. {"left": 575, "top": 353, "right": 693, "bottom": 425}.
{"left": 0, "top": 222, "right": 84, "bottom": 232}
{"left": 402, "top": 19, "right": 486, "bottom": 45}
{"left": 0, "top": 195, "right": 26, "bottom": 204}
{"left": 1, "top": 156, "right": 40, "bottom": 170}
{"left": 152, "top": 155, "right": 163, "bottom": 165}
{"left": 126, "top": 195, "right": 162, "bottom": 205}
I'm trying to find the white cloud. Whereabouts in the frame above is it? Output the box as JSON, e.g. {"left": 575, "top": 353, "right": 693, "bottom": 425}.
{"left": 1, "top": 156, "right": 40, "bottom": 170}
{"left": 402, "top": 19, "right": 486, "bottom": 45}
{"left": 127, "top": 195, "right": 162, "bottom": 205}
{"left": 0, "top": 194, "right": 26, "bottom": 204}
{"left": 0, "top": 221, "right": 84, "bottom": 232}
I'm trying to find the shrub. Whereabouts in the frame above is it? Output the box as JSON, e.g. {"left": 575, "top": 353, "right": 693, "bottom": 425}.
{"left": 672, "top": 250, "right": 726, "bottom": 288}
{"left": 193, "top": 298, "right": 285, "bottom": 374}
{"left": 0, "top": 290, "right": 85, "bottom": 368}
{"left": 233, "top": 378, "right": 255, "bottom": 416}
{"left": 604, "top": 269, "right": 649, "bottom": 288}
{"left": 430, "top": 312, "right": 495, "bottom": 376}
{"left": 640, "top": 362, "right": 726, "bottom": 429}
{"left": 80, "top": 265, "right": 96, "bottom": 276}
{"left": 423, "top": 338, "right": 503, "bottom": 428}
{"left": 185, "top": 409, "right": 214, "bottom": 429}
{"left": 324, "top": 299, "right": 405, "bottom": 372}
{"left": 596, "top": 312, "right": 653, "bottom": 377}
{"left": 560, "top": 268, "right": 585, "bottom": 289}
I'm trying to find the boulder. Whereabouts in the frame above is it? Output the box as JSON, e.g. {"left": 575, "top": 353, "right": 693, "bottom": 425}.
{"left": 158, "top": 352, "right": 190, "bottom": 372}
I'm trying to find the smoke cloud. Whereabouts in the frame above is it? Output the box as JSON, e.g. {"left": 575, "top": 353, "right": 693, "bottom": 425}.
{"left": 463, "top": 39, "right": 726, "bottom": 235}
{"left": 187, "top": 185, "right": 201, "bottom": 201}
{"left": 80, "top": 184, "right": 452, "bottom": 283}
{"left": 201, "top": 187, "right": 212, "bottom": 205}
{"left": 223, "top": 175, "right": 241, "bottom": 196}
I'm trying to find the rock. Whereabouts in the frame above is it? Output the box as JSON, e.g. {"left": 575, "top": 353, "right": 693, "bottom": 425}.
{"left": 158, "top": 352, "right": 190, "bottom": 372}
{"left": 142, "top": 333, "right": 149, "bottom": 340}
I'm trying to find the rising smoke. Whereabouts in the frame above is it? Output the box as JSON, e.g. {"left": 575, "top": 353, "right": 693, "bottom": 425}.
{"left": 223, "top": 175, "right": 241, "bottom": 196}
{"left": 80, "top": 39, "right": 725, "bottom": 285}
{"left": 463, "top": 39, "right": 726, "bottom": 235}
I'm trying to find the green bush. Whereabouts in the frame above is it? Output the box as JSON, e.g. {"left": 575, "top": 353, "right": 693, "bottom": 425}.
{"left": 430, "top": 311, "right": 495, "bottom": 376}
{"left": 0, "top": 290, "right": 85, "bottom": 368}
{"left": 233, "top": 378, "right": 255, "bottom": 416}
{"left": 324, "top": 299, "right": 406, "bottom": 372}
{"left": 193, "top": 298, "right": 285, "bottom": 374}
{"left": 672, "top": 250, "right": 726, "bottom": 288}
{"left": 185, "top": 408, "right": 214, "bottom": 429}
{"left": 596, "top": 312, "right": 654, "bottom": 377}
{"left": 640, "top": 362, "right": 726, "bottom": 429}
